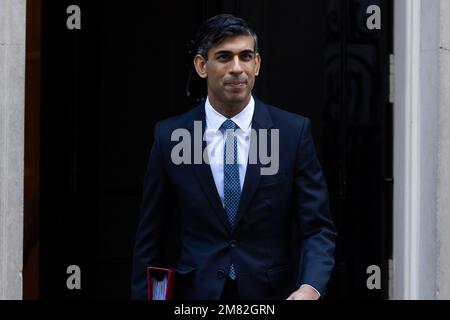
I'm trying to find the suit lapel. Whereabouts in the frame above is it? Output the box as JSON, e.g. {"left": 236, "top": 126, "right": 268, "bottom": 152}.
{"left": 193, "top": 141, "right": 232, "bottom": 232}
{"left": 187, "top": 104, "right": 232, "bottom": 232}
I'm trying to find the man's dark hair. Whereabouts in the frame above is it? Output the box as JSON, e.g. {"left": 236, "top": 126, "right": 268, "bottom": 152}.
{"left": 193, "top": 14, "right": 259, "bottom": 59}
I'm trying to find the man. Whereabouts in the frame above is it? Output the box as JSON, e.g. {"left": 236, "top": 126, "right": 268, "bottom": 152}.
{"left": 132, "top": 14, "right": 336, "bottom": 300}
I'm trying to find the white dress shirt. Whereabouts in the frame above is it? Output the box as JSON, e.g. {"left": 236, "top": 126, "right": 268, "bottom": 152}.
{"left": 204, "top": 96, "right": 254, "bottom": 206}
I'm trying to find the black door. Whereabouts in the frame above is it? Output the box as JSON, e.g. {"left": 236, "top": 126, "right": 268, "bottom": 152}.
{"left": 39, "top": 0, "right": 392, "bottom": 299}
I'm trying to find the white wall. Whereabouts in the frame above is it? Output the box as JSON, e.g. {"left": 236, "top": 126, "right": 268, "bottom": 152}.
{"left": 394, "top": 0, "right": 450, "bottom": 300}
{"left": 0, "top": 0, "right": 26, "bottom": 300}
{"left": 418, "top": 0, "right": 439, "bottom": 299}
{"left": 436, "top": 0, "right": 450, "bottom": 300}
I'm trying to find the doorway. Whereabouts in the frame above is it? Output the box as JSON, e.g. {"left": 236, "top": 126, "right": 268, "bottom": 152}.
{"left": 36, "top": 0, "right": 393, "bottom": 299}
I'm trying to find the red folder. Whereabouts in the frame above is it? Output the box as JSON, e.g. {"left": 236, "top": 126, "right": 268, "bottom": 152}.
{"left": 147, "top": 266, "right": 175, "bottom": 300}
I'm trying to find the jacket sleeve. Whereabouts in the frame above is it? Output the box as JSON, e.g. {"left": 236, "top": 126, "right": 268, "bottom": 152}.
{"left": 131, "top": 122, "right": 174, "bottom": 299}
{"left": 294, "top": 117, "right": 337, "bottom": 296}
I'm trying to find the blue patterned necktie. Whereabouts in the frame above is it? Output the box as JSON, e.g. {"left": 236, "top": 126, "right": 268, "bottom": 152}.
{"left": 221, "top": 119, "right": 240, "bottom": 280}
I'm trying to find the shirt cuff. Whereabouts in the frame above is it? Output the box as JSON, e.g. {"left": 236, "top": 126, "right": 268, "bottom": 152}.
{"left": 300, "top": 284, "right": 321, "bottom": 298}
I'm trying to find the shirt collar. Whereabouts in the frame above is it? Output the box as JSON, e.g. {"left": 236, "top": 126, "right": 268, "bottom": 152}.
{"left": 205, "top": 96, "right": 254, "bottom": 132}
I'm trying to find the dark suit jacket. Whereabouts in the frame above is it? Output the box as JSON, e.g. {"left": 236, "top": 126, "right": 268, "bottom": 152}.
{"left": 131, "top": 98, "right": 336, "bottom": 300}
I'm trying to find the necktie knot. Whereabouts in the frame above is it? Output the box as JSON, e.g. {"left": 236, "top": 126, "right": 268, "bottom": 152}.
{"left": 220, "top": 119, "right": 238, "bottom": 132}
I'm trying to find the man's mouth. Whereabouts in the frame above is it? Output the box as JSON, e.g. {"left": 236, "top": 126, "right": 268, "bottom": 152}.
{"left": 225, "top": 81, "right": 247, "bottom": 89}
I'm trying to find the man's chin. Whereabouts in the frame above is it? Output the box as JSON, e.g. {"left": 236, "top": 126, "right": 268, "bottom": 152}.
{"left": 223, "top": 92, "right": 251, "bottom": 105}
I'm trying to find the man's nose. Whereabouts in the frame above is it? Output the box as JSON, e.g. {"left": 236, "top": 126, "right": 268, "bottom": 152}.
{"left": 230, "top": 56, "right": 243, "bottom": 74}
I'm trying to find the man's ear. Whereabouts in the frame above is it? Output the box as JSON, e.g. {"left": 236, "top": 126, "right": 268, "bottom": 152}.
{"left": 254, "top": 53, "right": 261, "bottom": 76}
{"left": 194, "top": 54, "right": 208, "bottom": 79}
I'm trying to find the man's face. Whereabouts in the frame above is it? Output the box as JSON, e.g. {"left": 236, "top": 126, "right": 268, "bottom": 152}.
{"left": 194, "top": 35, "right": 261, "bottom": 107}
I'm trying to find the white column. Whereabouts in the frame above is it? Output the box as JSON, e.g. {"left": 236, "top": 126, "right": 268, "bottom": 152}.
{"left": 0, "top": 0, "right": 26, "bottom": 299}
{"left": 436, "top": 0, "right": 450, "bottom": 300}
{"left": 394, "top": 0, "right": 450, "bottom": 300}
{"left": 393, "top": 0, "right": 441, "bottom": 299}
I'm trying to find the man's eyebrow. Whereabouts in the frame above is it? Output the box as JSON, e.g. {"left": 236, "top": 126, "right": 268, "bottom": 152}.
{"left": 214, "top": 49, "right": 255, "bottom": 56}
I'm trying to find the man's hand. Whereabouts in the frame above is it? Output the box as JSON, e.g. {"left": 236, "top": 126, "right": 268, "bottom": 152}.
{"left": 286, "top": 284, "right": 320, "bottom": 300}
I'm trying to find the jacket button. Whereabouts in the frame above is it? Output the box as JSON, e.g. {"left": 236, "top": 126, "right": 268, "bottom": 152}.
{"left": 217, "top": 270, "right": 225, "bottom": 279}
{"left": 230, "top": 240, "right": 237, "bottom": 248}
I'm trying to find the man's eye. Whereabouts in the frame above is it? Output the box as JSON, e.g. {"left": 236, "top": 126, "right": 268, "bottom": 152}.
{"left": 217, "top": 55, "right": 229, "bottom": 61}
{"left": 241, "top": 54, "right": 254, "bottom": 60}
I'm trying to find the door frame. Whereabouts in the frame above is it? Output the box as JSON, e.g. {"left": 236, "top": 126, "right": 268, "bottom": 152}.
{"left": 393, "top": 0, "right": 439, "bottom": 299}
